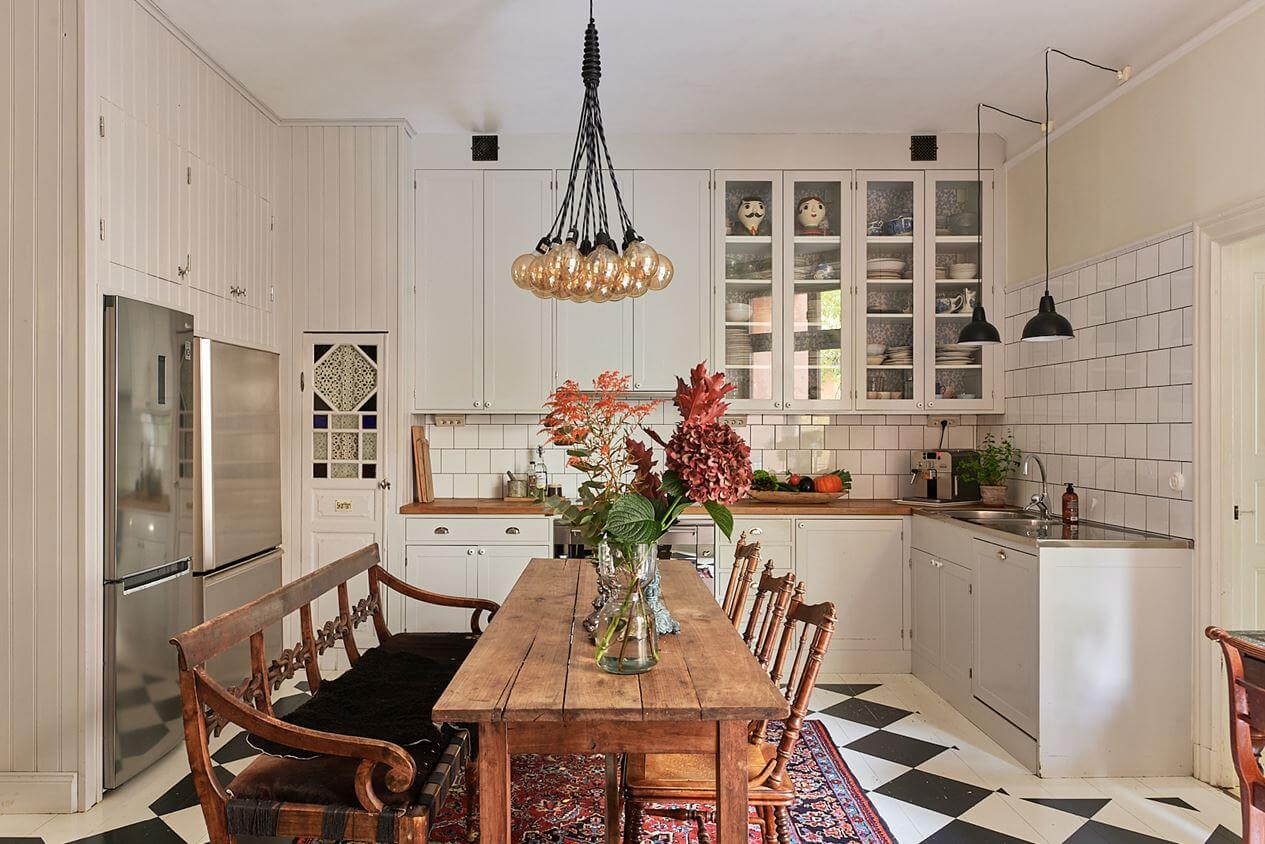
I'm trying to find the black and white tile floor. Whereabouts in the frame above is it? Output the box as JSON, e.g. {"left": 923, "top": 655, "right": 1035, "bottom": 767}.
{"left": 0, "top": 675, "right": 1242, "bottom": 844}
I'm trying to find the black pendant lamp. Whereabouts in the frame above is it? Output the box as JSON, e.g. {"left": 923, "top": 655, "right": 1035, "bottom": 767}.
{"left": 957, "top": 104, "right": 1002, "bottom": 346}
{"left": 1021, "top": 49, "right": 1129, "bottom": 341}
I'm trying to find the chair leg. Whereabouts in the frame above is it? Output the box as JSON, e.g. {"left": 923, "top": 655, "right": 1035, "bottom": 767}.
{"left": 623, "top": 799, "right": 643, "bottom": 844}
{"left": 463, "top": 760, "right": 479, "bottom": 842}
{"left": 775, "top": 806, "right": 792, "bottom": 842}
{"left": 762, "top": 805, "right": 779, "bottom": 844}
{"left": 605, "top": 754, "right": 622, "bottom": 844}
{"left": 695, "top": 811, "right": 713, "bottom": 844}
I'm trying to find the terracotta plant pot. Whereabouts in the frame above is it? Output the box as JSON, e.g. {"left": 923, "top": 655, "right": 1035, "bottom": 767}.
{"left": 979, "top": 484, "right": 1008, "bottom": 507}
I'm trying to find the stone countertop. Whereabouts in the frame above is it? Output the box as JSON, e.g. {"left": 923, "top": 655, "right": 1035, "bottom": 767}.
{"left": 399, "top": 497, "right": 923, "bottom": 517}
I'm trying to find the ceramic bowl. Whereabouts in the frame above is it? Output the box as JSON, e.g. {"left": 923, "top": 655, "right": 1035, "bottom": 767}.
{"left": 866, "top": 355, "right": 886, "bottom": 365}
{"left": 866, "top": 390, "right": 881, "bottom": 399}
{"left": 867, "top": 220, "right": 885, "bottom": 236}
{"left": 949, "top": 262, "right": 978, "bottom": 279}
{"left": 866, "top": 343, "right": 886, "bottom": 356}
{"left": 866, "top": 258, "right": 906, "bottom": 275}
{"left": 884, "top": 216, "right": 914, "bottom": 236}
{"left": 725, "top": 302, "right": 754, "bottom": 322}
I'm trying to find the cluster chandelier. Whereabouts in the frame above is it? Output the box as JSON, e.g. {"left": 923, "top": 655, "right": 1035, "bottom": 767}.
{"left": 510, "top": 2, "right": 672, "bottom": 303}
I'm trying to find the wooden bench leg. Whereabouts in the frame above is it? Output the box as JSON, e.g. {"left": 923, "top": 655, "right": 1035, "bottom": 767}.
{"left": 715, "top": 720, "right": 747, "bottom": 843}
{"left": 478, "top": 723, "right": 510, "bottom": 842}
{"left": 464, "top": 759, "right": 480, "bottom": 841}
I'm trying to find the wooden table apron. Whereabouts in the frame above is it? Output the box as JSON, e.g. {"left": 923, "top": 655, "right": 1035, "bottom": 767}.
{"left": 433, "top": 558, "right": 789, "bottom": 843}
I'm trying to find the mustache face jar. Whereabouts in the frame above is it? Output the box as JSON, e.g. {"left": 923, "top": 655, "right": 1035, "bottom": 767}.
{"left": 734, "top": 196, "right": 768, "bottom": 236}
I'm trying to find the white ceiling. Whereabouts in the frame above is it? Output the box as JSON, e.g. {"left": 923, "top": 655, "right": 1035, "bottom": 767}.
{"left": 156, "top": 0, "right": 1246, "bottom": 151}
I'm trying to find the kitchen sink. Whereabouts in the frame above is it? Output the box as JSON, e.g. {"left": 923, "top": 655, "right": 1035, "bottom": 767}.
{"left": 964, "top": 517, "right": 1065, "bottom": 529}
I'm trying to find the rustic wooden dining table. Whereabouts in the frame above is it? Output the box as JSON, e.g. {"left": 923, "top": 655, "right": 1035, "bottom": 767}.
{"left": 433, "top": 557, "right": 790, "bottom": 843}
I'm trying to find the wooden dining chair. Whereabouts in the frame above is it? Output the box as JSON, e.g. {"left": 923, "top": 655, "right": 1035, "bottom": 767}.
{"left": 1207, "top": 627, "right": 1265, "bottom": 843}
{"left": 623, "top": 588, "right": 836, "bottom": 844}
{"left": 742, "top": 561, "right": 798, "bottom": 669}
{"left": 720, "top": 532, "right": 762, "bottom": 628}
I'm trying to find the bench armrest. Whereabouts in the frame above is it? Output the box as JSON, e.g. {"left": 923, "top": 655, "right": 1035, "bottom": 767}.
{"left": 373, "top": 565, "right": 500, "bottom": 633}
{"left": 196, "top": 670, "right": 415, "bottom": 811}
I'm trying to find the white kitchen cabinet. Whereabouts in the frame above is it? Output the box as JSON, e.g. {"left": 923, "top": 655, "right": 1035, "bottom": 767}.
{"left": 794, "top": 518, "right": 906, "bottom": 663}
{"left": 940, "top": 558, "right": 974, "bottom": 687}
{"left": 911, "top": 549, "right": 942, "bottom": 665}
{"left": 973, "top": 538, "right": 1039, "bottom": 737}
{"left": 402, "top": 545, "right": 479, "bottom": 632}
{"left": 415, "top": 170, "right": 555, "bottom": 412}
{"left": 476, "top": 545, "right": 540, "bottom": 607}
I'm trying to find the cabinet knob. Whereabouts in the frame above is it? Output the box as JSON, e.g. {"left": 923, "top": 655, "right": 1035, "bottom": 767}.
{"left": 467, "top": 548, "right": 475, "bottom": 556}
{"left": 927, "top": 401, "right": 935, "bottom": 408}
{"left": 916, "top": 402, "right": 924, "bottom": 408}
{"left": 505, "top": 526, "right": 521, "bottom": 535}
{"left": 773, "top": 402, "right": 782, "bottom": 409}
{"left": 785, "top": 402, "right": 793, "bottom": 408}
{"left": 473, "top": 401, "right": 480, "bottom": 408}
{"left": 478, "top": 548, "right": 486, "bottom": 555}
{"left": 997, "top": 550, "right": 1007, "bottom": 560}
{"left": 931, "top": 559, "right": 943, "bottom": 568}
{"left": 634, "top": 382, "right": 642, "bottom": 389}
{"left": 434, "top": 526, "right": 450, "bottom": 535}
{"left": 485, "top": 401, "right": 491, "bottom": 407}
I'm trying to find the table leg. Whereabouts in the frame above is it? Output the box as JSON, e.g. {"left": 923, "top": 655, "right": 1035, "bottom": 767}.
{"left": 715, "top": 720, "right": 747, "bottom": 842}
{"left": 605, "top": 754, "right": 622, "bottom": 844}
{"left": 478, "top": 723, "right": 510, "bottom": 841}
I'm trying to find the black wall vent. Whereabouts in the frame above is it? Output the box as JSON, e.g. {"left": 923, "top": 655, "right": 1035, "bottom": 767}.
{"left": 910, "top": 135, "right": 938, "bottom": 161}
{"left": 471, "top": 135, "right": 499, "bottom": 162}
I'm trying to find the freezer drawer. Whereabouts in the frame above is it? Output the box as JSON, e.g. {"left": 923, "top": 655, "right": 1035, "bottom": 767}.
{"left": 196, "top": 549, "right": 283, "bottom": 685}
{"left": 104, "top": 559, "right": 192, "bottom": 789}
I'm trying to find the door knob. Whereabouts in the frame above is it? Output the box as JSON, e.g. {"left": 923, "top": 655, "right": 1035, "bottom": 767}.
{"left": 996, "top": 550, "right": 1007, "bottom": 560}
{"left": 378, "top": 479, "right": 391, "bottom": 490}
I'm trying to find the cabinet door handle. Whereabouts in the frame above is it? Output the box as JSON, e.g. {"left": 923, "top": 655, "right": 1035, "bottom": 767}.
{"left": 996, "top": 550, "right": 1007, "bottom": 560}
{"left": 505, "top": 526, "right": 521, "bottom": 535}
{"left": 932, "top": 559, "right": 943, "bottom": 568}
{"left": 434, "top": 526, "right": 450, "bottom": 535}
{"left": 749, "top": 527, "right": 763, "bottom": 536}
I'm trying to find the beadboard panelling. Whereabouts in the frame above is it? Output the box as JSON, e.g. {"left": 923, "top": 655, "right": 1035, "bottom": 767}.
{"left": 276, "top": 124, "right": 402, "bottom": 333}
{"left": 0, "top": 0, "right": 81, "bottom": 809}
{"left": 982, "top": 231, "right": 1194, "bottom": 537}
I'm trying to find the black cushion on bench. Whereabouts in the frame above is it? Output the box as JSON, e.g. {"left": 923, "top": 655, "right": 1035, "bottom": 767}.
{"left": 247, "top": 638, "right": 465, "bottom": 760}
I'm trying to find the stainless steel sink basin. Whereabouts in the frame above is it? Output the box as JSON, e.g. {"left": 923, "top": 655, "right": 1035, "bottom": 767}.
{"left": 939, "top": 509, "right": 1030, "bottom": 521}
{"left": 964, "top": 517, "right": 1065, "bottom": 529}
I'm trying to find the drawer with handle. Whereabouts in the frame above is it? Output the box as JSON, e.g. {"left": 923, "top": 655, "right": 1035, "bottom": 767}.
{"left": 730, "top": 517, "right": 793, "bottom": 546}
{"left": 405, "top": 516, "right": 550, "bottom": 545}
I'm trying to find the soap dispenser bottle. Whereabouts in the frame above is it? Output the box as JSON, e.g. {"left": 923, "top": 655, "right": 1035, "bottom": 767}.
{"left": 1062, "top": 483, "right": 1079, "bottom": 524}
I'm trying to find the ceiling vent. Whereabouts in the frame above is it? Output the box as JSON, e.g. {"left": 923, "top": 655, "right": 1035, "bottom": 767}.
{"left": 471, "top": 135, "right": 499, "bottom": 162}
{"left": 910, "top": 135, "right": 938, "bottom": 162}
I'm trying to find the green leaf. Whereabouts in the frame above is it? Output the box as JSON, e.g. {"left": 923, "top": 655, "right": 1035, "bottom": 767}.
{"left": 703, "top": 501, "right": 734, "bottom": 540}
{"left": 605, "top": 493, "right": 661, "bottom": 543}
{"left": 660, "top": 470, "right": 687, "bottom": 498}
{"left": 566, "top": 448, "right": 590, "bottom": 458}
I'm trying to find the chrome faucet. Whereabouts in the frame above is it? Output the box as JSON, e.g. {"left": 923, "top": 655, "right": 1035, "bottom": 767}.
{"left": 1022, "top": 454, "right": 1050, "bottom": 518}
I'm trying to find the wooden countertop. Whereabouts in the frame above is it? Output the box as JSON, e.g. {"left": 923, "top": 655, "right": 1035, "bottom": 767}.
{"left": 400, "top": 497, "right": 916, "bottom": 516}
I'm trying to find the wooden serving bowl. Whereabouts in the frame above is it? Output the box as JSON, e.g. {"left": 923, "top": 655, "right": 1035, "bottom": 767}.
{"left": 747, "top": 490, "right": 848, "bottom": 504}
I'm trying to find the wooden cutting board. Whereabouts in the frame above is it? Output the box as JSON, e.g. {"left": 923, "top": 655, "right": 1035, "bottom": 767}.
{"left": 411, "top": 425, "right": 434, "bottom": 503}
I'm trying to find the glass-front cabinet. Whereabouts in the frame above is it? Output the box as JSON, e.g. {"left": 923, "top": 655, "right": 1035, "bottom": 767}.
{"left": 716, "top": 171, "right": 782, "bottom": 410}
{"left": 925, "top": 170, "right": 997, "bottom": 411}
{"left": 856, "top": 171, "right": 925, "bottom": 411}
{"left": 782, "top": 172, "right": 851, "bottom": 410}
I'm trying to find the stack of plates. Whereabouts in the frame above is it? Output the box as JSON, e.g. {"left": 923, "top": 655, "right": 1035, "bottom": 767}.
{"left": 866, "top": 258, "right": 907, "bottom": 279}
{"left": 949, "top": 263, "right": 978, "bottom": 280}
{"left": 936, "top": 343, "right": 978, "bottom": 365}
{"left": 883, "top": 345, "right": 913, "bottom": 365}
{"left": 725, "top": 327, "right": 753, "bottom": 366}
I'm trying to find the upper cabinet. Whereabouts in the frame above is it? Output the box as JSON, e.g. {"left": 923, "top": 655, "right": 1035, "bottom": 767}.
{"left": 414, "top": 169, "right": 554, "bottom": 412}
{"left": 555, "top": 169, "right": 711, "bottom": 392}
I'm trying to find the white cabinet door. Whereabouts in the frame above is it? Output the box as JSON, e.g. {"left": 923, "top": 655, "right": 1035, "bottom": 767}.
{"left": 941, "top": 558, "right": 974, "bottom": 689}
{"left": 476, "top": 545, "right": 547, "bottom": 607}
{"left": 631, "top": 170, "right": 710, "bottom": 391}
{"left": 555, "top": 169, "right": 634, "bottom": 388}
{"left": 973, "top": 539, "right": 1039, "bottom": 737}
{"left": 415, "top": 171, "right": 484, "bottom": 410}
{"left": 483, "top": 171, "right": 554, "bottom": 411}
{"left": 403, "top": 545, "right": 478, "bottom": 632}
{"left": 794, "top": 519, "right": 905, "bottom": 651}
{"left": 911, "top": 549, "right": 942, "bottom": 665}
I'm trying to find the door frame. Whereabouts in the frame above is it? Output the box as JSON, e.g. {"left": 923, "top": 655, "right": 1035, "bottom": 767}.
{"left": 1192, "top": 197, "right": 1265, "bottom": 786}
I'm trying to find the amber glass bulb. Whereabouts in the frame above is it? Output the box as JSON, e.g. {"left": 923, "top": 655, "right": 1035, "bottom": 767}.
{"left": 591, "top": 280, "right": 612, "bottom": 303}
{"left": 556, "top": 241, "right": 582, "bottom": 278}
{"left": 624, "top": 241, "right": 659, "bottom": 279}
{"left": 589, "top": 246, "right": 621, "bottom": 286}
{"left": 648, "top": 254, "right": 674, "bottom": 291}
{"left": 628, "top": 274, "right": 649, "bottom": 298}
{"left": 511, "top": 252, "right": 536, "bottom": 289}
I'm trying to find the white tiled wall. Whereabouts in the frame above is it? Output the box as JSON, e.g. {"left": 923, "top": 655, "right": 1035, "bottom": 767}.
{"left": 418, "top": 410, "right": 979, "bottom": 501}
{"left": 982, "top": 229, "right": 1195, "bottom": 538}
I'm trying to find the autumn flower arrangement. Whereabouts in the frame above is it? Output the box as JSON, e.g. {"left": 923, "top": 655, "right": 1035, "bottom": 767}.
{"left": 539, "top": 363, "right": 753, "bottom": 673}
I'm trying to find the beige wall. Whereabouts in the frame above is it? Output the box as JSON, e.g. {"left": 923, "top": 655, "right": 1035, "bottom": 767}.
{"left": 1007, "top": 5, "right": 1265, "bottom": 283}
{"left": 0, "top": 0, "right": 83, "bottom": 812}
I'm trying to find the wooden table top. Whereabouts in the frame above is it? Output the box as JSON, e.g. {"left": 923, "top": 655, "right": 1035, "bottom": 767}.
{"left": 401, "top": 497, "right": 916, "bottom": 516}
{"left": 433, "top": 558, "right": 790, "bottom": 724}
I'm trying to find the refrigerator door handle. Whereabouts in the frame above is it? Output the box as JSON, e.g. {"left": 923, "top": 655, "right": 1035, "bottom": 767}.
{"left": 120, "top": 558, "right": 191, "bottom": 595}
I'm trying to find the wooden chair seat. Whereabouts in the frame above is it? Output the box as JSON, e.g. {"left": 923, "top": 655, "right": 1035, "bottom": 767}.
{"left": 624, "top": 742, "right": 788, "bottom": 797}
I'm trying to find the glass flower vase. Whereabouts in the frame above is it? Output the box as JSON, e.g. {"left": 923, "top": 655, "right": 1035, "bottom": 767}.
{"left": 582, "top": 542, "right": 619, "bottom": 640}
{"left": 594, "top": 542, "right": 660, "bottom": 675}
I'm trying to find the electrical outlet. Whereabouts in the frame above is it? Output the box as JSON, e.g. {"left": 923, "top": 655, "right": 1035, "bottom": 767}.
{"left": 925, "top": 416, "right": 957, "bottom": 428}
{"left": 720, "top": 415, "right": 747, "bottom": 429}
{"left": 433, "top": 415, "right": 466, "bottom": 426}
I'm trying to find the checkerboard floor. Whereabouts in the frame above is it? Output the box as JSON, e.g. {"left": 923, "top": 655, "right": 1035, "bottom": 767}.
{"left": 0, "top": 675, "right": 1242, "bottom": 843}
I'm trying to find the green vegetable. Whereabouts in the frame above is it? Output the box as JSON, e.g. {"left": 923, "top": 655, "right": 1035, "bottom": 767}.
{"left": 752, "top": 469, "right": 780, "bottom": 492}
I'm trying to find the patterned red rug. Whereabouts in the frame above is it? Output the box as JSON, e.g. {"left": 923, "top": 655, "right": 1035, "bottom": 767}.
{"left": 429, "top": 720, "right": 894, "bottom": 843}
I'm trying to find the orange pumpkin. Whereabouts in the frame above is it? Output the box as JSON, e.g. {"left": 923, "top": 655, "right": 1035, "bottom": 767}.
{"left": 813, "top": 473, "right": 843, "bottom": 493}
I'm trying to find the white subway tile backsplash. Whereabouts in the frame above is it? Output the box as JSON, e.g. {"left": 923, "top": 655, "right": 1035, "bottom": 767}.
{"left": 1159, "top": 236, "right": 1184, "bottom": 274}
{"left": 1115, "top": 249, "right": 1137, "bottom": 285}
{"left": 452, "top": 425, "right": 480, "bottom": 449}
{"left": 1146, "top": 349, "right": 1170, "bottom": 387}
{"left": 1125, "top": 281, "right": 1148, "bottom": 318}
{"left": 1147, "top": 424, "right": 1170, "bottom": 460}
{"left": 1135, "top": 244, "right": 1160, "bottom": 281}
{"left": 1096, "top": 258, "right": 1117, "bottom": 291}
{"left": 1135, "top": 314, "right": 1159, "bottom": 352}
{"left": 1147, "top": 274, "right": 1171, "bottom": 313}
{"left": 1170, "top": 267, "right": 1194, "bottom": 308}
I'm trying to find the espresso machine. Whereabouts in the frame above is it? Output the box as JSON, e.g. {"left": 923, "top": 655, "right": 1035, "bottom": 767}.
{"left": 897, "top": 449, "right": 981, "bottom": 505}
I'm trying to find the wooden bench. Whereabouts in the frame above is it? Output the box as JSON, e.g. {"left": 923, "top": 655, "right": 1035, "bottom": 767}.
{"left": 171, "top": 543, "right": 498, "bottom": 844}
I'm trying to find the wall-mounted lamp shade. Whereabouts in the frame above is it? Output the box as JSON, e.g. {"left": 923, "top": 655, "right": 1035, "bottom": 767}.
{"left": 1021, "top": 292, "right": 1074, "bottom": 341}
{"left": 957, "top": 306, "right": 1002, "bottom": 345}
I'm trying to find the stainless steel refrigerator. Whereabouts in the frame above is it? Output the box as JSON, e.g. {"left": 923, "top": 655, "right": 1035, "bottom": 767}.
{"left": 193, "top": 338, "right": 283, "bottom": 687}
{"left": 103, "top": 297, "right": 196, "bottom": 789}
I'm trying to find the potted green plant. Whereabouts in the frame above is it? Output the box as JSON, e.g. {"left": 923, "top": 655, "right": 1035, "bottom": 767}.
{"left": 958, "top": 432, "right": 1021, "bottom": 507}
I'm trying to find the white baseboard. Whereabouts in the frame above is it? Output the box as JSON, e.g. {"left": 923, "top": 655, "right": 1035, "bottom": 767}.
{"left": 821, "top": 649, "right": 911, "bottom": 674}
{"left": 0, "top": 772, "right": 79, "bottom": 814}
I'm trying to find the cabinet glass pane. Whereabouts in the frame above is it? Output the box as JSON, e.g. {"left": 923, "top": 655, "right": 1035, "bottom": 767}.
{"left": 933, "top": 179, "right": 984, "bottom": 401}
{"left": 863, "top": 180, "right": 917, "bottom": 402}
{"left": 790, "top": 180, "right": 843, "bottom": 402}
{"left": 723, "top": 180, "right": 774, "bottom": 401}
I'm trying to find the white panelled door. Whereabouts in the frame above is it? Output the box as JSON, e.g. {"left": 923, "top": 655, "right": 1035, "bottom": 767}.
{"left": 301, "top": 333, "right": 389, "bottom": 668}
{"left": 1238, "top": 272, "right": 1265, "bottom": 623}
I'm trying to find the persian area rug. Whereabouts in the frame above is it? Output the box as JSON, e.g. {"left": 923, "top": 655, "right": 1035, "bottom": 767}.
{"left": 428, "top": 719, "right": 894, "bottom": 843}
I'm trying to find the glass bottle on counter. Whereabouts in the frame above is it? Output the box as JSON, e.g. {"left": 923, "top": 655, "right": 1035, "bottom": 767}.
{"left": 531, "top": 446, "right": 549, "bottom": 497}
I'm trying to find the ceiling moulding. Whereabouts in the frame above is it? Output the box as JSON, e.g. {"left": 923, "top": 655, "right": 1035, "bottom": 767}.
{"left": 135, "top": 0, "right": 281, "bottom": 124}
{"left": 1005, "top": 0, "right": 1265, "bottom": 169}
{"left": 277, "top": 118, "right": 418, "bottom": 139}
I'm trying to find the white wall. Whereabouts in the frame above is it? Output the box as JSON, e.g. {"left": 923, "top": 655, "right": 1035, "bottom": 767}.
{"left": 0, "top": 0, "right": 83, "bottom": 814}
